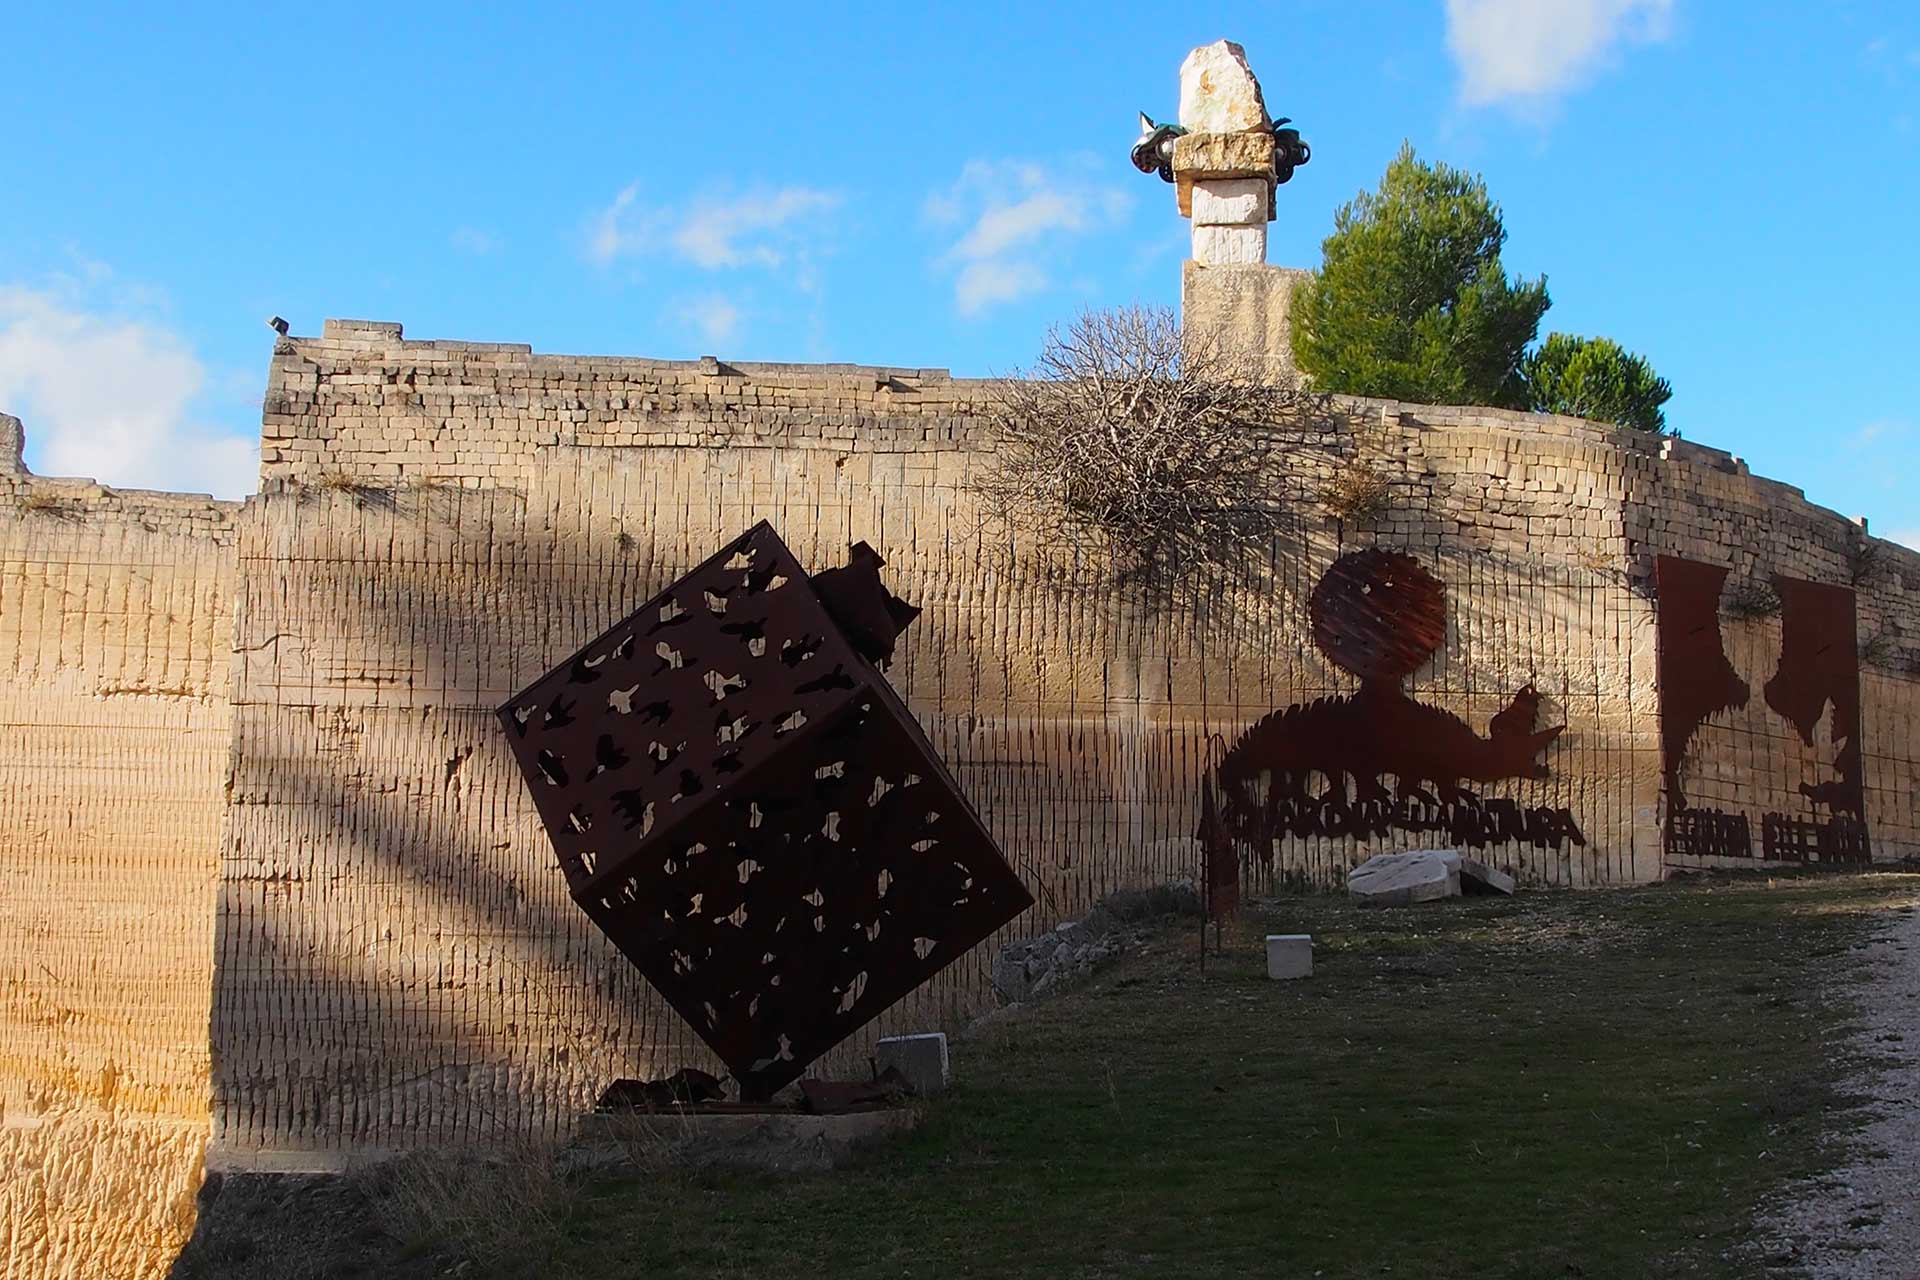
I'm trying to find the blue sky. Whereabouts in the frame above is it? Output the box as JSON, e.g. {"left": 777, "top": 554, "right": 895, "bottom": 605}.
{"left": 1, "top": 2, "right": 1915, "bottom": 540}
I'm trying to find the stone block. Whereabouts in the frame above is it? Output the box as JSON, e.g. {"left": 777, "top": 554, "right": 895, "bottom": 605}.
{"left": 1178, "top": 40, "right": 1270, "bottom": 134}
{"left": 1347, "top": 849, "right": 1462, "bottom": 908}
{"left": 1459, "top": 856, "right": 1517, "bottom": 896}
{"left": 1192, "top": 223, "right": 1266, "bottom": 266}
{"left": 1181, "top": 260, "right": 1307, "bottom": 381}
{"left": 1190, "top": 177, "right": 1272, "bottom": 227}
{"left": 1172, "top": 132, "right": 1277, "bottom": 216}
{"left": 1265, "top": 934, "right": 1313, "bottom": 980}
{"left": 876, "top": 1033, "right": 950, "bottom": 1095}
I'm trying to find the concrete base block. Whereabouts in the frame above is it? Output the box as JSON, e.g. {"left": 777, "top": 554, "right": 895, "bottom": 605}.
{"left": 876, "top": 1032, "right": 950, "bottom": 1095}
{"left": 1266, "top": 934, "right": 1313, "bottom": 979}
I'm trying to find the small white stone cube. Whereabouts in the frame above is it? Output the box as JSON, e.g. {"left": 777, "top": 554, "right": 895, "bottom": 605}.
{"left": 1266, "top": 934, "right": 1313, "bottom": 980}
{"left": 875, "top": 1032, "right": 950, "bottom": 1095}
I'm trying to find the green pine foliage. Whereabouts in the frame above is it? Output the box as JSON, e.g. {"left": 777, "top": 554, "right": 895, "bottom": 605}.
{"left": 1291, "top": 143, "right": 1551, "bottom": 409}
{"left": 1522, "top": 333, "right": 1674, "bottom": 433}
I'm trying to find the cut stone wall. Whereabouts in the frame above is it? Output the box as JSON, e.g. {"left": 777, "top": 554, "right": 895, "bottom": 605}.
{"left": 0, "top": 444, "right": 239, "bottom": 1279}
{"left": 12, "top": 312, "right": 1920, "bottom": 1227}
{"left": 209, "top": 319, "right": 1764, "bottom": 1165}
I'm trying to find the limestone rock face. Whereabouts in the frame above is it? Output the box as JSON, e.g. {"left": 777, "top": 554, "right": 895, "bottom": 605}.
{"left": 1178, "top": 40, "right": 1271, "bottom": 134}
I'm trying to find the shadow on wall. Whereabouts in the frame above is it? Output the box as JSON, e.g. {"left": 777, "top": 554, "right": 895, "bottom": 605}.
{"left": 205, "top": 487, "right": 1051, "bottom": 1169}
{"left": 199, "top": 470, "right": 1659, "bottom": 1182}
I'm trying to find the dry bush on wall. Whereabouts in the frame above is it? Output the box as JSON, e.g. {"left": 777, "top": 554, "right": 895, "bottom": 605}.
{"left": 973, "top": 306, "right": 1335, "bottom": 602}
{"left": 1850, "top": 538, "right": 1890, "bottom": 588}
{"left": 1721, "top": 576, "right": 1783, "bottom": 621}
{"left": 1318, "top": 454, "right": 1391, "bottom": 526}
{"left": 16, "top": 488, "right": 82, "bottom": 519}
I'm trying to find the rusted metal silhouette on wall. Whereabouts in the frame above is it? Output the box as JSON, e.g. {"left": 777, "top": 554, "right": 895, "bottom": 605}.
{"left": 1655, "top": 555, "right": 1869, "bottom": 864}
{"left": 1214, "top": 549, "right": 1583, "bottom": 867}
{"left": 498, "top": 522, "right": 1032, "bottom": 1100}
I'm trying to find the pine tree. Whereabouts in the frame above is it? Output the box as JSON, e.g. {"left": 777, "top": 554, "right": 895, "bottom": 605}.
{"left": 1522, "top": 333, "right": 1674, "bottom": 433}
{"left": 1291, "top": 143, "right": 1550, "bottom": 408}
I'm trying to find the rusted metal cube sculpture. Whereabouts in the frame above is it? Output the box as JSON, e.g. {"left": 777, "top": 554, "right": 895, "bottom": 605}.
{"left": 498, "top": 522, "right": 1032, "bottom": 1099}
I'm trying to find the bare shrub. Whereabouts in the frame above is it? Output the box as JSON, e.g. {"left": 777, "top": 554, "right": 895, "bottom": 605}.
{"left": 1722, "top": 577, "right": 1782, "bottom": 621}
{"left": 306, "top": 469, "right": 397, "bottom": 511}
{"left": 972, "top": 306, "right": 1331, "bottom": 598}
{"left": 1850, "top": 538, "right": 1890, "bottom": 588}
{"left": 1858, "top": 628, "right": 1920, "bottom": 674}
{"left": 16, "top": 488, "right": 81, "bottom": 519}
{"left": 1318, "top": 457, "right": 1390, "bottom": 525}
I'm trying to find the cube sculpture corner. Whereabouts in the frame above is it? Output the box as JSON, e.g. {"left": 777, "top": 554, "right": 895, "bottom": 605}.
{"left": 497, "top": 521, "right": 1032, "bottom": 1099}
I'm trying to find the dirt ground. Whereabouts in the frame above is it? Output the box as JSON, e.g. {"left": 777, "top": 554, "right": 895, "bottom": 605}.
{"left": 1759, "top": 903, "right": 1920, "bottom": 1278}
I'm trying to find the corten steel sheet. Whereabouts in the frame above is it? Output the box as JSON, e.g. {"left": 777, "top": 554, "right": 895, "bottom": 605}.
{"left": 1652, "top": 556, "right": 1751, "bottom": 818}
{"left": 1653, "top": 555, "right": 1870, "bottom": 864}
{"left": 1766, "top": 576, "right": 1866, "bottom": 822}
{"left": 1213, "top": 549, "right": 1580, "bottom": 862}
{"left": 498, "top": 522, "right": 1032, "bottom": 1099}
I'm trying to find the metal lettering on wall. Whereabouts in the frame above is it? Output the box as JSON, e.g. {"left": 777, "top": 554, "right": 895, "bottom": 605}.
{"left": 1654, "top": 555, "right": 1869, "bottom": 864}
{"left": 1213, "top": 549, "right": 1583, "bottom": 869}
{"left": 498, "top": 522, "right": 1032, "bottom": 1099}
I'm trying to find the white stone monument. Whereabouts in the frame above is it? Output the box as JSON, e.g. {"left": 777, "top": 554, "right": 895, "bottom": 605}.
{"left": 1161, "top": 40, "right": 1311, "bottom": 382}
{"left": 1176, "top": 41, "right": 1277, "bottom": 267}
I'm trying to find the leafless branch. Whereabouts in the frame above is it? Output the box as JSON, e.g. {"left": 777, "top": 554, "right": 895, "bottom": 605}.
{"left": 971, "top": 306, "right": 1338, "bottom": 607}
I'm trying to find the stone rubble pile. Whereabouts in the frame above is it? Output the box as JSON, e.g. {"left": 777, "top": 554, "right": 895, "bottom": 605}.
{"left": 991, "top": 880, "right": 1202, "bottom": 1003}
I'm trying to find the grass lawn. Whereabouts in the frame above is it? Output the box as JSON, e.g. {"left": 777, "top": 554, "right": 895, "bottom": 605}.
{"left": 178, "top": 871, "right": 1920, "bottom": 1279}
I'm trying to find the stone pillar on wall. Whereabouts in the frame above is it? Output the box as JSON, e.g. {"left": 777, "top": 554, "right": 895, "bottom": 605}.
{"left": 1, "top": 412, "right": 23, "bottom": 473}
{"left": 1169, "top": 41, "right": 1307, "bottom": 384}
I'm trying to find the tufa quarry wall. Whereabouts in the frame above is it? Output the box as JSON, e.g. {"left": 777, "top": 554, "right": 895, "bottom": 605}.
{"left": 0, "top": 413, "right": 239, "bottom": 1279}
{"left": 6, "top": 306, "right": 1920, "bottom": 1271}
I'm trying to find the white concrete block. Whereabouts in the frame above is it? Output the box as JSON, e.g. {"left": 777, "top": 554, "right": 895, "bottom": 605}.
{"left": 875, "top": 1032, "right": 950, "bottom": 1095}
{"left": 1266, "top": 934, "right": 1313, "bottom": 980}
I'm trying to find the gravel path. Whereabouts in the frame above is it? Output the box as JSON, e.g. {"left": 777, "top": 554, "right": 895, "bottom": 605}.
{"left": 1761, "top": 904, "right": 1920, "bottom": 1278}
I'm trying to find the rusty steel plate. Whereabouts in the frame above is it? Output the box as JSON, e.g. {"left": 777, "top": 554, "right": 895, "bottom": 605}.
{"left": 1214, "top": 548, "right": 1579, "bottom": 861}
{"left": 1653, "top": 555, "right": 1870, "bottom": 864}
{"left": 498, "top": 522, "right": 1032, "bottom": 1099}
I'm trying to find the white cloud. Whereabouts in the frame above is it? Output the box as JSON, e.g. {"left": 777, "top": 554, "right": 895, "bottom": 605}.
{"left": 0, "top": 282, "right": 258, "bottom": 499}
{"left": 589, "top": 183, "right": 840, "bottom": 273}
{"left": 955, "top": 261, "right": 1048, "bottom": 315}
{"left": 928, "top": 161, "right": 1132, "bottom": 317}
{"left": 1444, "top": 0, "right": 1674, "bottom": 108}
{"left": 1852, "top": 419, "right": 1909, "bottom": 448}
{"left": 675, "top": 295, "right": 742, "bottom": 347}
{"left": 451, "top": 226, "right": 502, "bottom": 255}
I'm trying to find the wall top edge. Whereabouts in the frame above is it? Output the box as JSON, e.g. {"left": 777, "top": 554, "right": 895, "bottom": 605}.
{"left": 280, "top": 324, "right": 1886, "bottom": 552}
{"left": 1, "top": 409, "right": 247, "bottom": 513}
{"left": 295, "top": 322, "right": 974, "bottom": 386}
